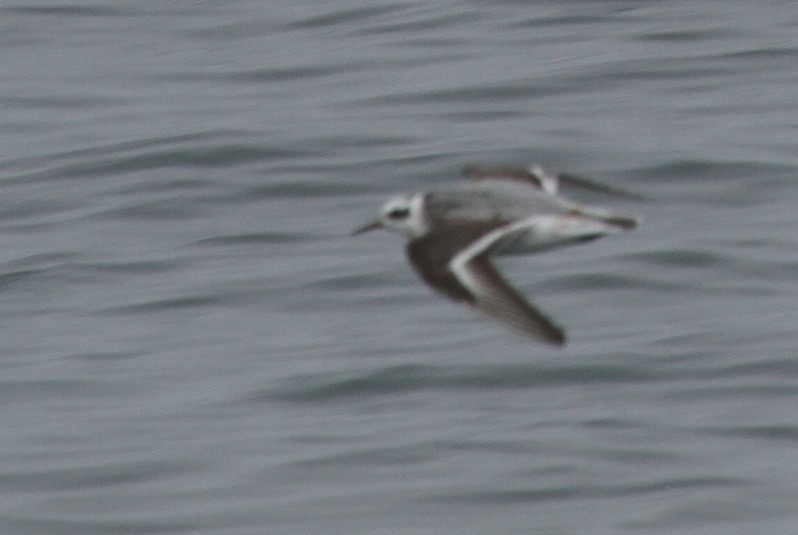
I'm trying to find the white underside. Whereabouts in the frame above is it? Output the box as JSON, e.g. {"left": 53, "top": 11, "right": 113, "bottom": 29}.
{"left": 449, "top": 214, "right": 615, "bottom": 297}
{"left": 490, "top": 215, "right": 618, "bottom": 256}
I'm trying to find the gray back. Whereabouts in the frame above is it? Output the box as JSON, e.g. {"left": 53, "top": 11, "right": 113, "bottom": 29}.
{"left": 423, "top": 180, "right": 574, "bottom": 228}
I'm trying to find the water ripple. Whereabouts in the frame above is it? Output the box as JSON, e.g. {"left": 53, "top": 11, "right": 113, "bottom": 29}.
{"left": 2, "top": 132, "right": 311, "bottom": 185}
{"left": 718, "top": 425, "right": 798, "bottom": 441}
{"left": 193, "top": 232, "right": 315, "bottom": 247}
{"left": 2, "top": 5, "right": 130, "bottom": 17}
{"left": 286, "top": 5, "right": 406, "bottom": 30}
{"left": 433, "top": 476, "right": 748, "bottom": 504}
{"left": 264, "top": 363, "right": 663, "bottom": 403}
{"left": 624, "top": 249, "right": 726, "bottom": 268}
{"left": 0, "top": 460, "right": 195, "bottom": 492}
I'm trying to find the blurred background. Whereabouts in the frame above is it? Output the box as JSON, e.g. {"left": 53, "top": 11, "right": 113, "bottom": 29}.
{"left": 1, "top": 2, "right": 797, "bottom": 534}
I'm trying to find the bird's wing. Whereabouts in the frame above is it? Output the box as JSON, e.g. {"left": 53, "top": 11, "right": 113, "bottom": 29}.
{"left": 464, "top": 164, "right": 645, "bottom": 200}
{"left": 406, "top": 222, "right": 566, "bottom": 346}
{"left": 463, "top": 164, "right": 558, "bottom": 195}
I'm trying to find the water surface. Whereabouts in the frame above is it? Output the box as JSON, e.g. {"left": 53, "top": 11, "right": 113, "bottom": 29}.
{"left": 1, "top": 2, "right": 797, "bottom": 534}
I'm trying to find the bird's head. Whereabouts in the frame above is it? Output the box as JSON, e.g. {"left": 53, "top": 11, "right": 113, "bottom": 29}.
{"left": 352, "top": 194, "right": 426, "bottom": 238}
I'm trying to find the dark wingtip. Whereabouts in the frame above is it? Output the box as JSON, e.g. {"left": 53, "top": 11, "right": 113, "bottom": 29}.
{"left": 604, "top": 216, "right": 638, "bottom": 231}
{"left": 559, "top": 173, "right": 647, "bottom": 201}
{"left": 549, "top": 327, "right": 567, "bottom": 347}
{"left": 527, "top": 318, "right": 566, "bottom": 346}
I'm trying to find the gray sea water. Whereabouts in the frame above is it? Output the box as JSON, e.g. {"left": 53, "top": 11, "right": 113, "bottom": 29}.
{"left": 2, "top": 2, "right": 797, "bottom": 534}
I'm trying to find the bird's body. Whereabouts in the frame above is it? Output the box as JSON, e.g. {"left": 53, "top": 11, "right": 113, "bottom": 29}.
{"left": 422, "top": 179, "right": 633, "bottom": 255}
{"left": 353, "top": 165, "right": 639, "bottom": 345}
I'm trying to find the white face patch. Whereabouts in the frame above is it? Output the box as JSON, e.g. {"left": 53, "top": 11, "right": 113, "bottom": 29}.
{"left": 380, "top": 193, "right": 427, "bottom": 238}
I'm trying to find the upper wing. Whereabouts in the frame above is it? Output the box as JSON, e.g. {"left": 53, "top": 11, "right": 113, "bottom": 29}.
{"left": 406, "top": 222, "right": 566, "bottom": 346}
{"left": 464, "top": 164, "right": 645, "bottom": 200}
{"left": 463, "top": 164, "right": 559, "bottom": 195}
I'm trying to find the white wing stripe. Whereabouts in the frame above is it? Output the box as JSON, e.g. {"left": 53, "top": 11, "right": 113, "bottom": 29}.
{"left": 449, "top": 225, "right": 513, "bottom": 296}
{"left": 449, "top": 214, "right": 620, "bottom": 296}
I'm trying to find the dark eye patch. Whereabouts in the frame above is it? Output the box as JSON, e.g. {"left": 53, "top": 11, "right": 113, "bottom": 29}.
{"left": 387, "top": 207, "right": 410, "bottom": 220}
